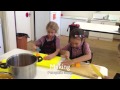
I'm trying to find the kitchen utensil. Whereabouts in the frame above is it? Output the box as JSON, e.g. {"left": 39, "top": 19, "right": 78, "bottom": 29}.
{"left": 90, "top": 64, "right": 104, "bottom": 78}
{"left": 0, "top": 53, "right": 43, "bottom": 79}
{"left": 33, "top": 52, "right": 61, "bottom": 68}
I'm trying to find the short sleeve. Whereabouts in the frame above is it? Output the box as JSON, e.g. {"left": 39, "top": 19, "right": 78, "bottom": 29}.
{"left": 56, "top": 37, "right": 60, "bottom": 49}
{"left": 83, "top": 42, "right": 91, "bottom": 54}
{"left": 35, "top": 36, "right": 45, "bottom": 47}
{"left": 61, "top": 44, "right": 70, "bottom": 51}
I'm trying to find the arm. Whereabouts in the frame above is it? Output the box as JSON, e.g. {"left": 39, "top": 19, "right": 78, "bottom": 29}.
{"left": 61, "top": 51, "right": 91, "bottom": 66}
{"left": 60, "top": 44, "right": 70, "bottom": 58}
{"left": 50, "top": 49, "right": 60, "bottom": 57}
{"left": 32, "top": 36, "right": 44, "bottom": 51}
{"left": 32, "top": 43, "right": 38, "bottom": 51}
{"left": 60, "top": 50, "right": 70, "bottom": 59}
{"left": 72, "top": 52, "right": 91, "bottom": 63}
{"left": 44, "top": 49, "right": 60, "bottom": 60}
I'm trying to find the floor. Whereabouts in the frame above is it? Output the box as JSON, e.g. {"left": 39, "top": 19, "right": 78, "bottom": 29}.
{"left": 27, "top": 35, "right": 120, "bottom": 79}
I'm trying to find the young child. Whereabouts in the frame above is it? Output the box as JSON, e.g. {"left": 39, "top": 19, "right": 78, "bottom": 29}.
{"left": 60, "top": 28, "right": 91, "bottom": 66}
{"left": 33, "top": 21, "right": 60, "bottom": 60}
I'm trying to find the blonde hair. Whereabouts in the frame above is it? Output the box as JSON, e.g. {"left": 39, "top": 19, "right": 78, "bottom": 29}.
{"left": 46, "top": 21, "right": 59, "bottom": 33}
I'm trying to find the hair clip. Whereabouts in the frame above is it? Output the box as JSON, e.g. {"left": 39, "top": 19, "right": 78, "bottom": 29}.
{"left": 75, "top": 35, "right": 82, "bottom": 38}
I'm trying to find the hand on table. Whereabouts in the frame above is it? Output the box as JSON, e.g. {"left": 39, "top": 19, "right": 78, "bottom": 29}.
{"left": 61, "top": 59, "right": 74, "bottom": 66}
{"left": 44, "top": 54, "right": 54, "bottom": 60}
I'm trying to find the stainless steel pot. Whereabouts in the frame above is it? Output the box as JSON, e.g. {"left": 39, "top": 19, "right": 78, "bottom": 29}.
{"left": 0, "top": 53, "right": 43, "bottom": 79}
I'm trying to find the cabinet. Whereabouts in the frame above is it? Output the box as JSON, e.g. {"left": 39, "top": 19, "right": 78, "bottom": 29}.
{"left": 103, "top": 21, "right": 116, "bottom": 26}
{"left": 89, "top": 32, "right": 100, "bottom": 39}
{"left": 114, "top": 22, "right": 120, "bottom": 40}
{"left": 99, "top": 33, "right": 114, "bottom": 41}
{"left": 60, "top": 17, "right": 88, "bottom": 36}
{"left": 91, "top": 20, "right": 116, "bottom": 25}
{"left": 89, "top": 20, "right": 116, "bottom": 41}
{"left": 90, "top": 20, "right": 104, "bottom": 24}
{"left": 101, "top": 21, "right": 120, "bottom": 40}
{"left": 113, "top": 35, "right": 120, "bottom": 40}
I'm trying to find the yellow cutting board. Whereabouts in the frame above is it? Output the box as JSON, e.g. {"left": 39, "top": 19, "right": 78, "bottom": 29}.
{"left": 70, "top": 74, "right": 83, "bottom": 79}
{"left": 33, "top": 52, "right": 61, "bottom": 68}
{"left": 0, "top": 59, "right": 9, "bottom": 73}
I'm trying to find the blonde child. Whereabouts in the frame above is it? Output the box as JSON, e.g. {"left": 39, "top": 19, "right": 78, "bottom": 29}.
{"left": 60, "top": 28, "right": 91, "bottom": 66}
{"left": 33, "top": 21, "right": 60, "bottom": 60}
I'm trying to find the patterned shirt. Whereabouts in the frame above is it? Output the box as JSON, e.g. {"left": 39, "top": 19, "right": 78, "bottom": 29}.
{"left": 62, "top": 42, "right": 91, "bottom": 58}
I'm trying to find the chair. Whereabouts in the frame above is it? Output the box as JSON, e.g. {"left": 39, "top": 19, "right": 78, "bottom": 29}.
{"left": 113, "top": 73, "right": 120, "bottom": 79}
{"left": 67, "top": 22, "right": 80, "bottom": 42}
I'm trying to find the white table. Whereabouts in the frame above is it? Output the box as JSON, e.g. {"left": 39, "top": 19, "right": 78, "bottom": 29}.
{"left": 0, "top": 49, "right": 108, "bottom": 79}
{"left": 75, "top": 22, "right": 120, "bottom": 35}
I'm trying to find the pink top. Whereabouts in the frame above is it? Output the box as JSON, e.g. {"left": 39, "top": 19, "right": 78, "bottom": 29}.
{"left": 62, "top": 42, "right": 91, "bottom": 58}
{"left": 35, "top": 35, "right": 60, "bottom": 49}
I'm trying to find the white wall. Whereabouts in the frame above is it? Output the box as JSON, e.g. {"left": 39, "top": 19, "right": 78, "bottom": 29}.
{"left": 62, "top": 11, "right": 120, "bottom": 19}
{"left": 15, "top": 11, "right": 32, "bottom": 42}
{"left": 0, "top": 11, "right": 17, "bottom": 52}
{"left": 30, "top": 11, "right": 34, "bottom": 41}
{"left": 62, "top": 11, "right": 95, "bottom": 18}
{"left": 35, "top": 11, "right": 49, "bottom": 40}
{"left": 0, "top": 11, "right": 8, "bottom": 52}
{"left": 0, "top": 21, "right": 4, "bottom": 55}
{"left": 99, "top": 11, "right": 120, "bottom": 15}
{"left": 50, "top": 11, "right": 61, "bottom": 36}
{"left": 4, "top": 11, "right": 17, "bottom": 51}
{"left": 0, "top": 12, "right": 5, "bottom": 52}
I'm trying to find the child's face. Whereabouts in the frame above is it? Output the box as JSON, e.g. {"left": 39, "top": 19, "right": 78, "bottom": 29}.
{"left": 70, "top": 38, "right": 81, "bottom": 48}
{"left": 47, "top": 28, "right": 56, "bottom": 38}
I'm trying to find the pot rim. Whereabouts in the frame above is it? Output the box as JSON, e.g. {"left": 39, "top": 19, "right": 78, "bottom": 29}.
{"left": 6, "top": 53, "right": 37, "bottom": 67}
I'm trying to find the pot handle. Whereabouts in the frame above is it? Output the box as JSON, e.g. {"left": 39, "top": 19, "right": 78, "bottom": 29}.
{"left": 0, "top": 63, "right": 8, "bottom": 69}
{"left": 37, "top": 56, "right": 43, "bottom": 62}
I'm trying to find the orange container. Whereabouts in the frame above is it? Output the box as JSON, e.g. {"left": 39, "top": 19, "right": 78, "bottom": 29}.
{"left": 16, "top": 33, "right": 29, "bottom": 50}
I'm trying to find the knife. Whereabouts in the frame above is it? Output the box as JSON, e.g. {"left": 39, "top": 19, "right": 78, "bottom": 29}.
{"left": 90, "top": 64, "right": 104, "bottom": 78}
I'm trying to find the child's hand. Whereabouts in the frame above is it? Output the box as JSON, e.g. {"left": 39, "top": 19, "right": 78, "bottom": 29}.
{"left": 65, "top": 51, "right": 70, "bottom": 59}
{"left": 61, "top": 59, "right": 74, "bottom": 66}
{"left": 61, "top": 51, "right": 70, "bottom": 59}
{"left": 44, "top": 54, "right": 54, "bottom": 60}
{"left": 32, "top": 44, "right": 37, "bottom": 51}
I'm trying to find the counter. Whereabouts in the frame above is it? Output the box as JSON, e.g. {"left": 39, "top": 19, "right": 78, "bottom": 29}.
{"left": 61, "top": 16, "right": 89, "bottom": 22}
{"left": 0, "top": 49, "right": 108, "bottom": 79}
{"left": 90, "top": 18, "right": 120, "bottom": 23}
{"left": 75, "top": 22, "right": 120, "bottom": 35}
